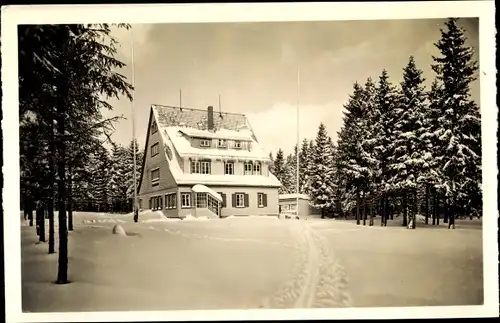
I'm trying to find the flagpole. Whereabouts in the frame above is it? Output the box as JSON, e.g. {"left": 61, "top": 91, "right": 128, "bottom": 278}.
{"left": 180, "top": 89, "right": 182, "bottom": 108}
{"left": 131, "top": 26, "right": 138, "bottom": 222}
{"left": 296, "top": 68, "right": 300, "bottom": 219}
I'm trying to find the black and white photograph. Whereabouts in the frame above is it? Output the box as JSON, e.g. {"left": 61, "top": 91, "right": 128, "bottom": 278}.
{"left": 2, "top": 1, "right": 498, "bottom": 322}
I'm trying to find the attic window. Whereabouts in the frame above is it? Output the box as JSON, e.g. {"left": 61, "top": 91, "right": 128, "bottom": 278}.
{"left": 234, "top": 141, "right": 242, "bottom": 149}
{"left": 200, "top": 139, "right": 211, "bottom": 147}
{"left": 151, "top": 121, "right": 158, "bottom": 134}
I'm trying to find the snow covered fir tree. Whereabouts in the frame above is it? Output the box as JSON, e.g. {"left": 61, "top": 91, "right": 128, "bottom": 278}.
{"left": 272, "top": 18, "right": 481, "bottom": 228}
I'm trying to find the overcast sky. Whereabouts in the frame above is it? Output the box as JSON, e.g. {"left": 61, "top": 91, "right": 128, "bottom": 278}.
{"left": 103, "top": 18, "right": 479, "bottom": 156}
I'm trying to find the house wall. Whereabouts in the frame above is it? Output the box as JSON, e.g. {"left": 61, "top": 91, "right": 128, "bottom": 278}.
{"left": 140, "top": 183, "right": 279, "bottom": 219}
{"left": 138, "top": 113, "right": 177, "bottom": 198}
{"left": 177, "top": 186, "right": 197, "bottom": 218}
{"left": 208, "top": 186, "right": 279, "bottom": 217}
{"left": 138, "top": 187, "right": 179, "bottom": 217}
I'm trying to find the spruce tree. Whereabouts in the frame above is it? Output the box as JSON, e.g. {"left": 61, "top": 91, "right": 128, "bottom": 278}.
{"left": 372, "top": 70, "right": 399, "bottom": 225}
{"left": 299, "top": 138, "right": 310, "bottom": 194}
{"left": 125, "top": 139, "right": 142, "bottom": 209}
{"left": 359, "top": 77, "right": 379, "bottom": 225}
{"left": 390, "top": 57, "right": 428, "bottom": 229}
{"left": 108, "top": 143, "right": 130, "bottom": 212}
{"left": 430, "top": 18, "right": 480, "bottom": 228}
{"left": 285, "top": 145, "right": 299, "bottom": 194}
{"left": 309, "top": 123, "right": 335, "bottom": 217}
{"left": 303, "top": 140, "right": 316, "bottom": 195}
{"left": 336, "top": 82, "right": 366, "bottom": 223}
{"left": 268, "top": 152, "right": 275, "bottom": 175}
{"left": 273, "top": 149, "right": 290, "bottom": 194}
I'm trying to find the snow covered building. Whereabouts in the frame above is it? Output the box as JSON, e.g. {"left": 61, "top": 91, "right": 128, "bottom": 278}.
{"left": 278, "top": 194, "right": 321, "bottom": 218}
{"left": 136, "top": 104, "right": 282, "bottom": 218}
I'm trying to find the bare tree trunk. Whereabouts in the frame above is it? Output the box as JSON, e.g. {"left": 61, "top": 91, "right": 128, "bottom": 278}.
{"left": 389, "top": 195, "right": 394, "bottom": 220}
{"left": 412, "top": 189, "right": 418, "bottom": 229}
{"left": 436, "top": 195, "right": 440, "bottom": 225}
{"left": 48, "top": 198, "right": 55, "bottom": 254}
{"left": 38, "top": 203, "right": 46, "bottom": 242}
{"left": 402, "top": 193, "right": 408, "bottom": 227}
{"left": 48, "top": 122, "right": 56, "bottom": 254}
{"left": 356, "top": 190, "right": 360, "bottom": 225}
{"left": 369, "top": 198, "right": 374, "bottom": 226}
{"left": 27, "top": 198, "right": 34, "bottom": 226}
{"left": 23, "top": 199, "right": 28, "bottom": 221}
{"left": 448, "top": 204, "right": 456, "bottom": 229}
{"left": 425, "top": 185, "right": 429, "bottom": 225}
{"left": 444, "top": 201, "right": 449, "bottom": 223}
{"left": 381, "top": 196, "right": 385, "bottom": 226}
{"left": 56, "top": 92, "right": 69, "bottom": 284}
{"left": 36, "top": 201, "right": 41, "bottom": 236}
{"left": 362, "top": 191, "right": 367, "bottom": 226}
{"left": 432, "top": 191, "right": 436, "bottom": 225}
{"left": 68, "top": 166, "right": 73, "bottom": 231}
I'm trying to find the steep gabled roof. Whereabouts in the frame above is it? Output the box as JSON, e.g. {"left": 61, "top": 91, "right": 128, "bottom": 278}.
{"left": 137, "top": 105, "right": 282, "bottom": 190}
{"left": 153, "top": 104, "right": 252, "bottom": 135}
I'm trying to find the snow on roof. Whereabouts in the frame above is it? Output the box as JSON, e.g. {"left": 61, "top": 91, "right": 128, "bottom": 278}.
{"left": 192, "top": 184, "right": 223, "bottom": 202}
{"left": 178, "top": 127, "right": 253, "bottom": 141}
{"left": 178, "top": 173, "right": 282, "bottom": 188}
{"left": 152, "top": 104, "right": 248, "bottom": 132}
{"left": 279, "top": 194, "right": 310, "bottom": 200}
{"left": 149, "top": 104, "right": 280, "bottom": 188}
{"left": 164, "top": 127, "right": 269, "bottom": 161}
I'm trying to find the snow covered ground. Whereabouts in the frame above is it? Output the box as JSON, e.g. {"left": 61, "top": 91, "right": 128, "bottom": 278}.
{"left": 21, "top": 211, "right": 483, "bottom": 312}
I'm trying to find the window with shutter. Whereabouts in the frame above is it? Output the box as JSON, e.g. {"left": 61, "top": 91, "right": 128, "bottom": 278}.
{"left": 235, "top": 193, "right": 246, "bottom": 208}
{"left": 232, "top": 193, "right": 237, "bottom": 207}
{"left": 263, "top": 193, "right": 268, "bottom": 207}
{"left": 257, "top": 193, "right": 264, "bottom": 208}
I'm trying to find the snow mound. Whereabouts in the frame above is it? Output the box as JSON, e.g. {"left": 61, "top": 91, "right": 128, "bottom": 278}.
{"left": 226, "top": 215, "right": 278, "bottom": 220}
{"left": 142, "top": 217, "right": 182, "bottom": 223}
{"left": 138, "top": 211, "right": 167, "bottom": 223}
{"left": 183, "top": 214, "right": 209, "bottom": 221}
{"left": 112, "top": 224, "right": 127, "bottom": 236}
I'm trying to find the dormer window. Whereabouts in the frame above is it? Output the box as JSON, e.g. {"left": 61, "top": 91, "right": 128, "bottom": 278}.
{"left": 218, "top": 139, "right": 227, "bottom": 148}
{"left": 253, "top": 162, "right": 262, "bottom": 175}
{"left": 244, "top": 162, "right": 253, "bottom": 175}
{"left": 200, "top": 139, "right": 211, "bottom": 147}
{"left": 234, "top": 141, "right": 242, "bottom": 149}
{"left": 243, "top": 161, "right": 262, "bottom": 175}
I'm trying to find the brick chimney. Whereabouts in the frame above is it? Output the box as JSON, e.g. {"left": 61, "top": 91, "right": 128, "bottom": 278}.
{"left": 207, "top": 106, "right": 214, "bottom": 131}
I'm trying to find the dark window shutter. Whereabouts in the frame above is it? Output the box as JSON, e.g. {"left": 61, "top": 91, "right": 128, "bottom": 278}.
{"left": 263, "top": 193, "right": 268, "bottom": 207}
{"left": 232, "top": 194, "right": 236, "bottom": 207}
{"left": 244, "top": 193, "right": 249, "bottom": 207}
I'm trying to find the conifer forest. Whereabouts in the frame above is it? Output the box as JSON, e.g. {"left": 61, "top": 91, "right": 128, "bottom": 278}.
{"left": 269, "top": 18, "right": 481, "bottom": 229}
{"left": 18, "top": 18, "right": 481, "bottom": 287}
